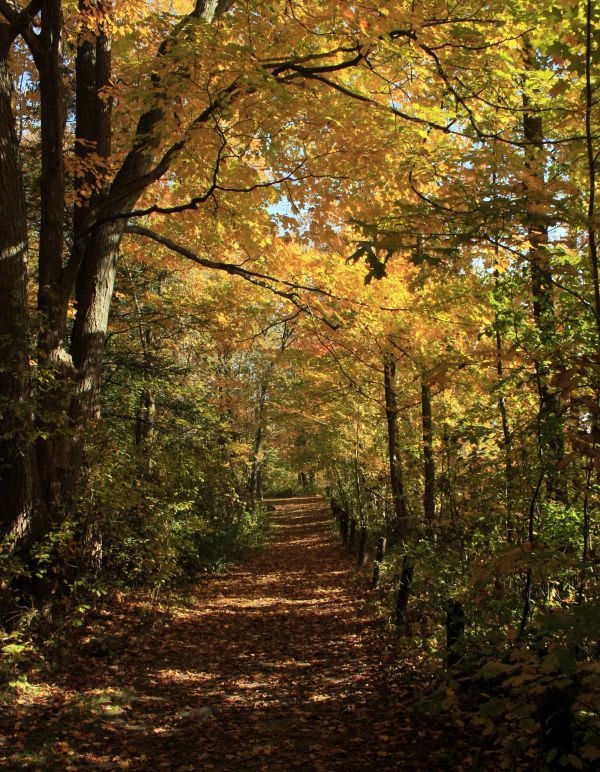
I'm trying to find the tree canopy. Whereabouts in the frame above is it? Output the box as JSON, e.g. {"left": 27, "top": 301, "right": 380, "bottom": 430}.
{"left": 2, "top": 0, "right": 600, "bottom": 767}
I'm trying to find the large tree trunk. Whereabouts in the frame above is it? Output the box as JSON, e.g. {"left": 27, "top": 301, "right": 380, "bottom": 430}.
{"left": 60, "top": 0, "right": 234, "bottom": 509}
{"left": 0, "top": 0, "right": 232, "bottom": 618}
{"left": 47, "top": 2, "right": 116, "bottom": 498}
{"left": 64, "top": 0, "right": 230, "bottom": 485}
{"left": 34, "top": 0, "right": 76, "bottom": 512}
{"left": 0, "top": 31, "right": 38, "bottom": 546}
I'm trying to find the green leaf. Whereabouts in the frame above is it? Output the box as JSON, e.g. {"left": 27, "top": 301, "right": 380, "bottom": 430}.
{"left": 2, "top": 643, "right": 27, "bottom": 656}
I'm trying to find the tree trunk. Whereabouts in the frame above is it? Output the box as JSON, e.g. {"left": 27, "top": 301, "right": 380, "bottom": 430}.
{"left": 371, "top": 536, "right": 387, "bottom": 589}
{"left": 356, "top": 526, "right": 368, "bottom": 568}
{"left": 34, "top": 0, "right": 77, "bottom": 511}
{"left": 64, "top": 0, "right": 230, "bottom": 496}
{"left": 421, "top": 380, "right": 435, "bottom": 530}
{"left": 133, "top": 323, "right": 156, "bottom": 453}
{"left": 249, "top": 382, "right": 268, "bottom": 501}
{"left": 522, "top": 46, "right": 567, "bottom": 503}
{"left": 395, "top": 557, "right": 414, "bottom": 633}
{"left": 0, "top": 0, "right": 235, "bottom": 618}
{"left": 446, "top": 599, "right": 465, "bottom": 667}
{"left": 494, "top": 272, "right": 516, "bottom": 542}
{"left": 135, "top": 388, "right": 156, "bottom": 447}
{"left": 383, "top": 353, "right": 409, "bottom": 541}
{"left": 248, "top": 423, "right": 263, "bottom": 501}
{"left": 584, "top": 0, "right": 600, "bottom": 350}
{"left": 0, "top": 34, "right": 38, "bottom": 546}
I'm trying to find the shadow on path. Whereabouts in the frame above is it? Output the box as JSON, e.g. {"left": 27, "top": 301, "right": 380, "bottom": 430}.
{"left": 2, "top": 497, "right": 453, "bottom": 770}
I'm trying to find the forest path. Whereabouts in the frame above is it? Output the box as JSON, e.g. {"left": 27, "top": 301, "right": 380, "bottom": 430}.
{"left": 2, "top": 497, "right": 457, "bottom": 770}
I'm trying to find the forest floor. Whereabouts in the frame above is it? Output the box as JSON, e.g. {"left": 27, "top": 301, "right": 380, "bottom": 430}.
{"left": 1, "top": 497, "right": 481, "bottom": 770}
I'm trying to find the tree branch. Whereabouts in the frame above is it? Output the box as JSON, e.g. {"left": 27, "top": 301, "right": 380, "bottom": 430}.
{"left": 0, "top": 0, "right": 41, "bottom": 52}
{"left": 124, "top": 225, "right": 346, "bottom": 329}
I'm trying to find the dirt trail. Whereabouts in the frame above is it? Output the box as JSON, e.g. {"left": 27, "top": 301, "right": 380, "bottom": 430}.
{"left": 3, "top": 497, "right": 455, "bottom": 770}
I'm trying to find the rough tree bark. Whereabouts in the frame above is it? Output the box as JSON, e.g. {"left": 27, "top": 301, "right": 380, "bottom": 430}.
{"left": 0, "top": 0, "right": 234, "bottom": 617}
{"left": 0, "top": 19, "right": 39, "bottom": 545}
{"left": 0, "top": 0, "right": 372, "bottom": 619}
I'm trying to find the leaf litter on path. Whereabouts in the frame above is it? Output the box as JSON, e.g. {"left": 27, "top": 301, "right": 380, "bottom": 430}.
{"left": 1, "top": 497, "right": 467, "bottom": 770}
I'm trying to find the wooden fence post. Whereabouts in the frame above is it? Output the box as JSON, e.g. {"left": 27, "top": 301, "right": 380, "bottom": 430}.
{"left": 349, "top": 519, "right": 357, "bottom": 550}
{"left": 331, "top": 499, "right": 350, "bottom": 543}
{"left": 395, "top": 557, "right": 414, "bottom": 634}
{"left": 356, "top": 526, "right": 368, "bottom": 568}
{"left": 446, "top": 599, "right": 465, "bottom": 667}
{"left": 371, "top": 536, "right": 387, "bottom": 588}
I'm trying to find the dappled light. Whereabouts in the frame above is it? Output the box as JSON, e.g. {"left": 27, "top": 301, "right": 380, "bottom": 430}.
{"left": 0, "top": 498, "right": 461, "bottom": 770}
{"left": 2, "top": 0, "right": 600, "bottom": 767}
